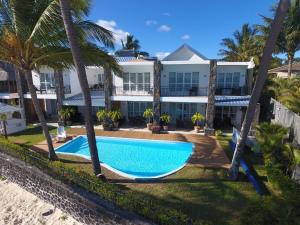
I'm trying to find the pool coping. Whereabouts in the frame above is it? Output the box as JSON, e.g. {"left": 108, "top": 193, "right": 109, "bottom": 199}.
{"left": 55, "top": 135, "right": 194, "bottom": 180}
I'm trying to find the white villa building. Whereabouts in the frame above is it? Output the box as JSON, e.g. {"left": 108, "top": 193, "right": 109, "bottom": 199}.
{"left": 3, "top": 44, "right": 255, "bottom": 130}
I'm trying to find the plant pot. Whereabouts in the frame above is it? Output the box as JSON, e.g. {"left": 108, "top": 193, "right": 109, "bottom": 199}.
{"left": 147, "top": 123, "right": 153, "bottom": 130}
{"left": 194, "top": 126, "right": 201, "bottom": 133}
{"left": 113, "top": 121, "right": 119, "bottom": 128}
{"left": 163, "top": 125, "right": 168, "bottom": 131}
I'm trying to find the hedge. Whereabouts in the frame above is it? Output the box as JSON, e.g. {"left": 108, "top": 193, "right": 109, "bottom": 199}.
{"left": 0, "top": 138, "right": 199, "bottom": 225}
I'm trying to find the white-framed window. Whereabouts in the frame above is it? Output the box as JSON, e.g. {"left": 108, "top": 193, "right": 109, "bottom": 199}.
{"left": 168, "top": 72, "right": 200, "bottom": 92}
{"left": 40, "top": 73, "right": 55, "bottom": 90}
{"left": 98, "top": 74, "right": 104, "bottom": 83}
{"left": 128, "top": 101, "right": 152, "bottom": 117}
{"left": 169, "top": 103, "right": 197, "bottom": 121}
{"left": 217, "top": 72, "right": 240, "bottom": 88}
{"left": 123, "top": 72, "right": 151, "bottom": 91}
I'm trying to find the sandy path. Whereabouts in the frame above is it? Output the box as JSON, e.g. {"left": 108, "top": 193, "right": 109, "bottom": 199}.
{"left": 0, "top": 179, "right": 83, "bottom": 225}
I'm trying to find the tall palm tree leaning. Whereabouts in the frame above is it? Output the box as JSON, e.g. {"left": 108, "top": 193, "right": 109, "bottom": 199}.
{"left": 257, "top": 0, "right": 300, "bottom": 77}
{"left": 229, "top": 0, "right": 290, "bottom": 180}
{"left": 59, "top": 0, "right": 104, "bottom": 176}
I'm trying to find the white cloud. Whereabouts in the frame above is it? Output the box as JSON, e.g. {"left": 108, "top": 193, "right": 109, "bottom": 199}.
{"left": 162, "top": 12, "right": 171, "bottom": 16}
{"left": 158, "top": 25, "right": 171, "bottom": 32}
{"left": 181, "top": 34, "right": 191, "bottom": 40}
{"left": 145, "top": 20, "right": 158, "bottom": 26}
{"left": 96, "top": 19, "right": 129, "bottom": 45}
{"left": 156, "top": 52, "right": 170, "bottom": 60}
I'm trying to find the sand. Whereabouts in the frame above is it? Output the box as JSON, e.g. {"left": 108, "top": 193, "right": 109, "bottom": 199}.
{"left": 0, "top": 179, "right": 83, "bottom": 225}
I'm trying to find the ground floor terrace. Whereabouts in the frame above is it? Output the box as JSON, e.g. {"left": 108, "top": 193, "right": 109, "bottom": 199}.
{"left": 6, "top": 125, "right": 266, "bottom": 225}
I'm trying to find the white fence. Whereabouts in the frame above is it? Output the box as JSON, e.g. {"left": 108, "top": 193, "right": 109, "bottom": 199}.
{"left": 271, "top": 98, "right": 300, "bottom": 146}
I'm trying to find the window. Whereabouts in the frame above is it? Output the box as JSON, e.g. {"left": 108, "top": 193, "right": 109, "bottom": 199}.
{"left": 170, "top": 103, "right": 197, "bottom": 121}
{"left": 216, "top": 106, "right": 238, "bottom": 120}
{"left": 40, "top": 73, "right": 55, "bottom": 90}
{"left": 127, "top": 102, "right": 152, "bottom": 117}
{"left": 123, "top": 72, "right": 151, "bottom": 92}
{"left": 98, "top": 74, "right": 104, "bottom": 83}
{"left": 168, "top": 72, "right": 200, "bottom": 94}
{"left": 217, "top": 72, "right": 240, "bottom": 89}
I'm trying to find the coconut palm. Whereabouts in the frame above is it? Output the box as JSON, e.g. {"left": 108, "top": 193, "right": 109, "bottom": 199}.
{"left": 121, "top": 34, "right": 141, "bottom": 52}
{"left": 229, "top": 0, "right": 290, "bottom": 180}
{"left": 59, "top": 0, "right": 121, "bottom": 176}
{"left": 257, "top": 0, "right": 300, "bottom": 77}
{"left": 0, "top": 0, "right": 120, "bottom": 164}
{"left": 219, "top": 24, "right": 262, "bottom": 65}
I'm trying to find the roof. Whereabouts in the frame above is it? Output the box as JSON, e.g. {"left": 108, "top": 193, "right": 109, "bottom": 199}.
{"left": 115, "top": 57, "right": 137, "bottom": 62}
{"left": 268, "top": 62, "right": 300, "bottom": 73}
{"left": 215, "top": 96, "right": 250, "bottom": 107}
{"left": 162, "top": 44, "right": 208, "bottom": 61}
{"left": 0, "top": 102, "right": 22, "bottom": 114}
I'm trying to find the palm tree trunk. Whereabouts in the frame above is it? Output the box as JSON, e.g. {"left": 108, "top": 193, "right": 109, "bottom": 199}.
{"left": 2, "top": 121, "right": 7, "bottom": 139}
{"left": 104, "top": 67, "right": 112, "bottom": 112}
{"left": 287, "top": 53, "right": 294, "bottom": 77}
{"left": 229, "top": 0, "right": 289, "bottom": 180}
{"left": 59, "top": 0, "right": 101, "bottom": 176}
{"left": 54, "top": 69, "right": 65, "bottom": 125}
{"left": 15, "top": 68, "right": 26, "bottom": 122}
{"left": 25, "top": 70, "right": 57, "bottom": 160}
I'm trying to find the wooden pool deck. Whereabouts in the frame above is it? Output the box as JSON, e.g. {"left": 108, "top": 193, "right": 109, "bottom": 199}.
{"left": 32, "top": 128, "right": 230, "bottom": 169}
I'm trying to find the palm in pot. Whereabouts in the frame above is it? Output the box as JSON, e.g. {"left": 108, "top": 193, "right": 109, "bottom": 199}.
{"left": 191, "top": 112, "right": 205, "bottom": 133}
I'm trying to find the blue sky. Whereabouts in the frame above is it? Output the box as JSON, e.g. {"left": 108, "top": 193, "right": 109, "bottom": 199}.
{"left": 88, "top": 0, "right": 276, "bottom": 59}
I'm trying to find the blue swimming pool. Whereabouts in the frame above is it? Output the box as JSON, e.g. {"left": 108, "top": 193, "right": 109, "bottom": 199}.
{"left": 55, "top": 136, "right": 193, "bottom": 179}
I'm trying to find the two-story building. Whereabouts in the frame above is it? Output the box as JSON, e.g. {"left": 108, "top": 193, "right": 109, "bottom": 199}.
{"left": 25, "top": 44, "right": 255, "bottom": 129}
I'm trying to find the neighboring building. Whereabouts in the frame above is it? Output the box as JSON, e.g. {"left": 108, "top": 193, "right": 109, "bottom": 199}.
{"left": 25, "top": 44, "right": 255, "bottom": 129}
{"left": 268, "top": 62, "right": 300, "bottom": 78}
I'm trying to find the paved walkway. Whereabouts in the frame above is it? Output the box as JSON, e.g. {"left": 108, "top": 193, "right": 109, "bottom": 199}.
{"left": 33, "top": 128, "right": 230, "bottom": 169}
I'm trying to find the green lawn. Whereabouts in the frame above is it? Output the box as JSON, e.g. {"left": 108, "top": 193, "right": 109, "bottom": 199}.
{"left": 8, "top": 128, "right": 261, "bottom": 225}
{"left": 8, "top": 125, "right": 58, "bottom": 146}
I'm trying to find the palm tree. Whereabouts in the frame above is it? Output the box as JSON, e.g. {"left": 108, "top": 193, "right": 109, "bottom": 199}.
{"left": 121, "top": 34, "right": 141, "bottom": 52}
{"left": 229, "top": 0, "right": 290, "bottom": 180}
{"left": 257, "top": 0, "right": 300, "bottom": 77}
{"left": 0, "top": 0, "right": 119, "bottom": 163}
{"left": 219, "top": 24, "right": 262, "bottom": 65}
{"left": 59, "top": 0, "right": 118, "bottom": 176}
{"left": 54, "top": 69, "right": 65, "bottom": 125}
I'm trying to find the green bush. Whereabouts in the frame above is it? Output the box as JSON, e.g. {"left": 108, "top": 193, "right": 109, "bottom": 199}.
{"left": 0, "top": 137, "right": 194, "bottom": 225}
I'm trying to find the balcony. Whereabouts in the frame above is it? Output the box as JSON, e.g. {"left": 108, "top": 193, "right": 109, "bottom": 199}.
{"left": 215, "top": 87, "right": 248, "bottom": 96}
{"left": 35, "top": 85, "right": 71, "bottom": 95}
{"left": 161, "top": 86, "right": 208, "bottom": 97}
{"left": 113, "top": 86, "right": 154, "bottom": 96}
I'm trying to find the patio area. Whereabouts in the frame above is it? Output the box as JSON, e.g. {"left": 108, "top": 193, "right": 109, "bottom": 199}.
{"left": 32, "top": 128, "right": 230, "bottom": 170}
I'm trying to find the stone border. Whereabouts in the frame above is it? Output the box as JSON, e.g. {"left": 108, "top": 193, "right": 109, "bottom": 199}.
{"left": 0, "top": 152, "right": 154, "bottom": 225}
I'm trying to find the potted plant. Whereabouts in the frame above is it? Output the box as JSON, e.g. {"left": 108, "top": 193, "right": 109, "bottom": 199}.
{"left": 96, "top": 109, "right": 107, "bottom": 124}
{"left": 143, "top": 108, "right": 153, "bottom": 130}
{"left": 58, "top": 107, "right": 75, "bottom": 126}
{"left": 0, "top": 114, "right": 8, "bottom": 139}
{"left": 108, "top": 110, "right": 122, "bottom": 128}
{"left": 160, "top": 113, "right": 171, "bottom": 131}
{"left": 191, "top": 112, "right": 204, "bottom": 133}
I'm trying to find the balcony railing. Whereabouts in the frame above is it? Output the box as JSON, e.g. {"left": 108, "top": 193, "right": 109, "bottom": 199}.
{"left": 215, "top": 87, "right": 248, "bottom": 96}
{"left": 160, "top": 86, "right": 208, "bottom": 97}
{"left": 113, "top": 86, "right": 153, "bottom": 96}
{"left": 36, "top": 85, "right": 71, "bottom": 94}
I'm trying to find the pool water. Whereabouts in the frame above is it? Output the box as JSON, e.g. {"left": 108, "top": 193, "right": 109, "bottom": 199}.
{"left": 55, "top": 136, "right": 193, "bottom": 179}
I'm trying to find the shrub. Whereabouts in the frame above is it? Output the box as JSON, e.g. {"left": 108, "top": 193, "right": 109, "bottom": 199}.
{"left": 215, "top": 130, "right": 223, "bottom": 137}
{"left": 96, "top": 109, "right": 107, "bottom": 123}
{"left": 58, "top": 107, "right": 75, "bottom": 123}
{"left": 160, "top": 113, "right": 171, "bottom": 125}
{"left": 143, "top": 108, "right": 153, "bottom": 124}
{"left": 108, "top": 110, "right": 122, "bottom": 123}
{"left": 191, "top": 112, "right": 204, "bottom": 126}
